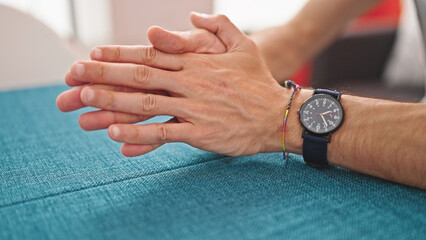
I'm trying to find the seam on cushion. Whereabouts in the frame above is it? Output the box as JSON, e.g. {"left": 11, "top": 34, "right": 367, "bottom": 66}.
{"left": 0, "top": 154, "right": 232, "bottom": 209}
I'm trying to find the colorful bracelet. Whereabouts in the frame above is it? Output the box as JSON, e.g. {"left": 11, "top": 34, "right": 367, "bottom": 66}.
{"left": 282, "top": 80, "right": 301, "bottom": 160}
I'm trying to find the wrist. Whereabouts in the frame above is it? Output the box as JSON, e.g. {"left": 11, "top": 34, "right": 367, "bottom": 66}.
{"left": 262, "top": 86, "right": 312, "bottom": 154}
{"left": 283, "top": 88, "right": 312, "bottom": 154}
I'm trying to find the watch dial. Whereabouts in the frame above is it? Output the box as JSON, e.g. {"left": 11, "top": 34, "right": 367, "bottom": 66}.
{"left": 299, "top": 94, "right": 343, "bottom": 134}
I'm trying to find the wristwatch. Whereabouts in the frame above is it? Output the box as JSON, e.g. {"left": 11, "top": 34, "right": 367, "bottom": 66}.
{"left": 298, "top": 89, "right": 344, "bottom": 168}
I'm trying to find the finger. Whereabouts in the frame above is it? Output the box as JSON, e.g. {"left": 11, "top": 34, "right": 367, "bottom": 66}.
{"left": 65, "top": 71, "right": 86, "bottom": 87}
{"left": 57, "top": 86, "right": 85, "bottom": 112}
{"left": 120, "top": 117, "right": 178, "bottom": 156}
{"left": 80, "top": 85, "right": 191, "bottom": 117}
{"left": 190, "top": 12, "right": 248, "bottom": 51}
{"left": 90, "top": 45, "right": 184, "bottom": 70}
{"left": 147, "top": 26, "right": 226, "bottom": 54}
{"left": 108, "top": 119, "right": 192, "bottom": 145}
{"left": 69, "top": 61, "right": 182, "bottom": 92}
{"left": 120, "top": 143, "right": 163, "bottom": 157}
{"left": 57, "top": 84, "right": 164, "bottom": 112}
{"left": 79, "top": 110, "right": 152, "bottom": 131}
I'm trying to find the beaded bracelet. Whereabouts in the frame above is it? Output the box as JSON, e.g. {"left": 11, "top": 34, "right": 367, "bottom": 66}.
{"left": 282, "top": 80, "right": 301, "bottom": 160}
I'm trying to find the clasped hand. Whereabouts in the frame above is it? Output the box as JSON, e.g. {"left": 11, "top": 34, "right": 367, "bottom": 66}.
{"left": 57, "top": 13, "right": 287, "bottom": 157}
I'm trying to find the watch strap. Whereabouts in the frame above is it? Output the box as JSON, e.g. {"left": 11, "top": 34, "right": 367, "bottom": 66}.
{"left": 314, "top": 89, "right": 340, "bottom": 99}
{"left": 302, "top": 132, "right": 329, "bottom": 168}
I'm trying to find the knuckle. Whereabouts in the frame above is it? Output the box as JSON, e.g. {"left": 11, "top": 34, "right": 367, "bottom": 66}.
{"left": 131, "top": 126, "right": 140, "bottom": 141}
{"left": 113, "top": 46, "right": 121, "bottom": 61}
{"left": 140, "top": 93, "right": 156, "bottom": 113}
{"left": 95, "top": 90, "right": 116, "bottom": 109}
{"left": 244, "top": 38, "right": 258, "bottom": 51}
{"left": 103, "top": 90, "right": 115, "bottom": 107}
{"left": 216, "top": 14, "right": 230, "bottom": 23}
{"left": 95, "top": 62, "right": 105, "bottom": 81}
{"left": 111, "top": 111, "right": 119, "bottom": 123}
{"left": 157, "top": 124, "right": 170, "bottom": 141}
{"left": 133, "top": 65, "right": 150, "bottom": 84}
{"left": 246, "top": 38, "right": 257, "bottom": 48}
{"left": 140, "top": 46, "right": 157, "bottom": 65}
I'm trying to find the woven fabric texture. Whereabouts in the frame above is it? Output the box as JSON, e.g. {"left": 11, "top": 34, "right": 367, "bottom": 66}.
{"left": 0, "top": 85, "right": 425, "bottom": 240}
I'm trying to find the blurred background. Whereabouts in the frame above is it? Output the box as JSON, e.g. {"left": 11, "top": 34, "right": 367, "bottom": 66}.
{"left": 0, "top": 0, "right": 424, "bottom": 101}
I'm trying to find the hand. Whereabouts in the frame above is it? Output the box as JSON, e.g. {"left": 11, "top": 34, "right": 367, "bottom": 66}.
{"left": 60, "top": 13, "right": 288, "bottom": 157}
{"left": 57, "top": 13, "right": 226, "bottom": 131}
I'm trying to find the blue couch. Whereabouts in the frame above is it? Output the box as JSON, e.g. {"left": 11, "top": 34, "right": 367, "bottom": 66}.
{"left": 1, "top": 85, "right": 425, "bottom": 239}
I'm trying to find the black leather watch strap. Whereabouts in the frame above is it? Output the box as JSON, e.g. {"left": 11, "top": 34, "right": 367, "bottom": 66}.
{"left": 302, "top": 132, "right": 329, "bottom": 168}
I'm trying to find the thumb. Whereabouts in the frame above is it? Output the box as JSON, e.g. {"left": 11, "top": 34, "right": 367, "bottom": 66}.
{"left": 190, "top": 12, "right": 248, "bottom": 51}
{"left": 147, "top": 26, "right": 226, "bottom": 54}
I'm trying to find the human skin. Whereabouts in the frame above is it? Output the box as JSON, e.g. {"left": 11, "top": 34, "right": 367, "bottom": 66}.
{"left": 57, "top": 13, "right": 426, "bottom": 189}
{"left": 58, "top": 0, "right": 385, "bottom": 134}
{"left": 251, "top": 0, "right": 383, "bottom": 83}
{"left": 57, "top": 15, "right": 227, "bottom": 156}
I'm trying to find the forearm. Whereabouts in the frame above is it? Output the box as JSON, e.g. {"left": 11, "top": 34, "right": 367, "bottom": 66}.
{"left": 329, "top": 95, "right": 426, "bottom": 189}
{"left": 251, "top": 0, "right": 382, "bottom": 83}
{"left": 63, "top": 11, "right": 425, "bottom": 189}
{"left": 275, "top": 89, "right": 426, "bottom": 189}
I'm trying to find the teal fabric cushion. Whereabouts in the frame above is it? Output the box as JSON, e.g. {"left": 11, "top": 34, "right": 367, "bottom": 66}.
{"left": 0, "top": 85, "right": 425, "bottom": 239}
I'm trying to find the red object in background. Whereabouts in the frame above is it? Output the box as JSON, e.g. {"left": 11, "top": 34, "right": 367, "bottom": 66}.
{"left": 351, "top": 0, "right": 402, "bottom": 30}
{"left": 291, "top": 64, "right": 311, "bottom": 87}
{"left": 290, "top": 0, "right": 402, "bottom": 87}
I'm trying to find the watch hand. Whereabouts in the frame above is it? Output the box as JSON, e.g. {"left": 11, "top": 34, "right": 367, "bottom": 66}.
{"left": 321, "top": 111, "right": 332, "bottom": 114}
{"left": 316, "top": 112, "right": 335, "bottom": 117}
{"left": 320, "top": 115, "right": 328, "bottom": 127}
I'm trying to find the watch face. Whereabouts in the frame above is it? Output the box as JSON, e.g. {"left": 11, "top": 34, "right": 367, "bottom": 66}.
{"left": 299, "top": 94, "right": 344, "bottom": 134}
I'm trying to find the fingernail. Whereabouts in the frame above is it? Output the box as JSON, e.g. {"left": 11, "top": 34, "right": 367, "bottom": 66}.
{"left": 93, "top": 48, "right": 102, "bottom": 59}
{"left": 110, "top": 125, "right": 120, "bottom": 138}
{"left": 191, "top": 11, "right": 208, "bottom": 17}
{"left": 83, "top": 87, "right": 94, "bottom": 102}
{"left": 74, "top": 63, "right": 85, "bottom": 77}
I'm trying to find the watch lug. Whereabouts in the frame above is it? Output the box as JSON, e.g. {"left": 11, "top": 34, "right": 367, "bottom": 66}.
{"left": 336, "top": 91, "right": 341, "bottom": 101}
